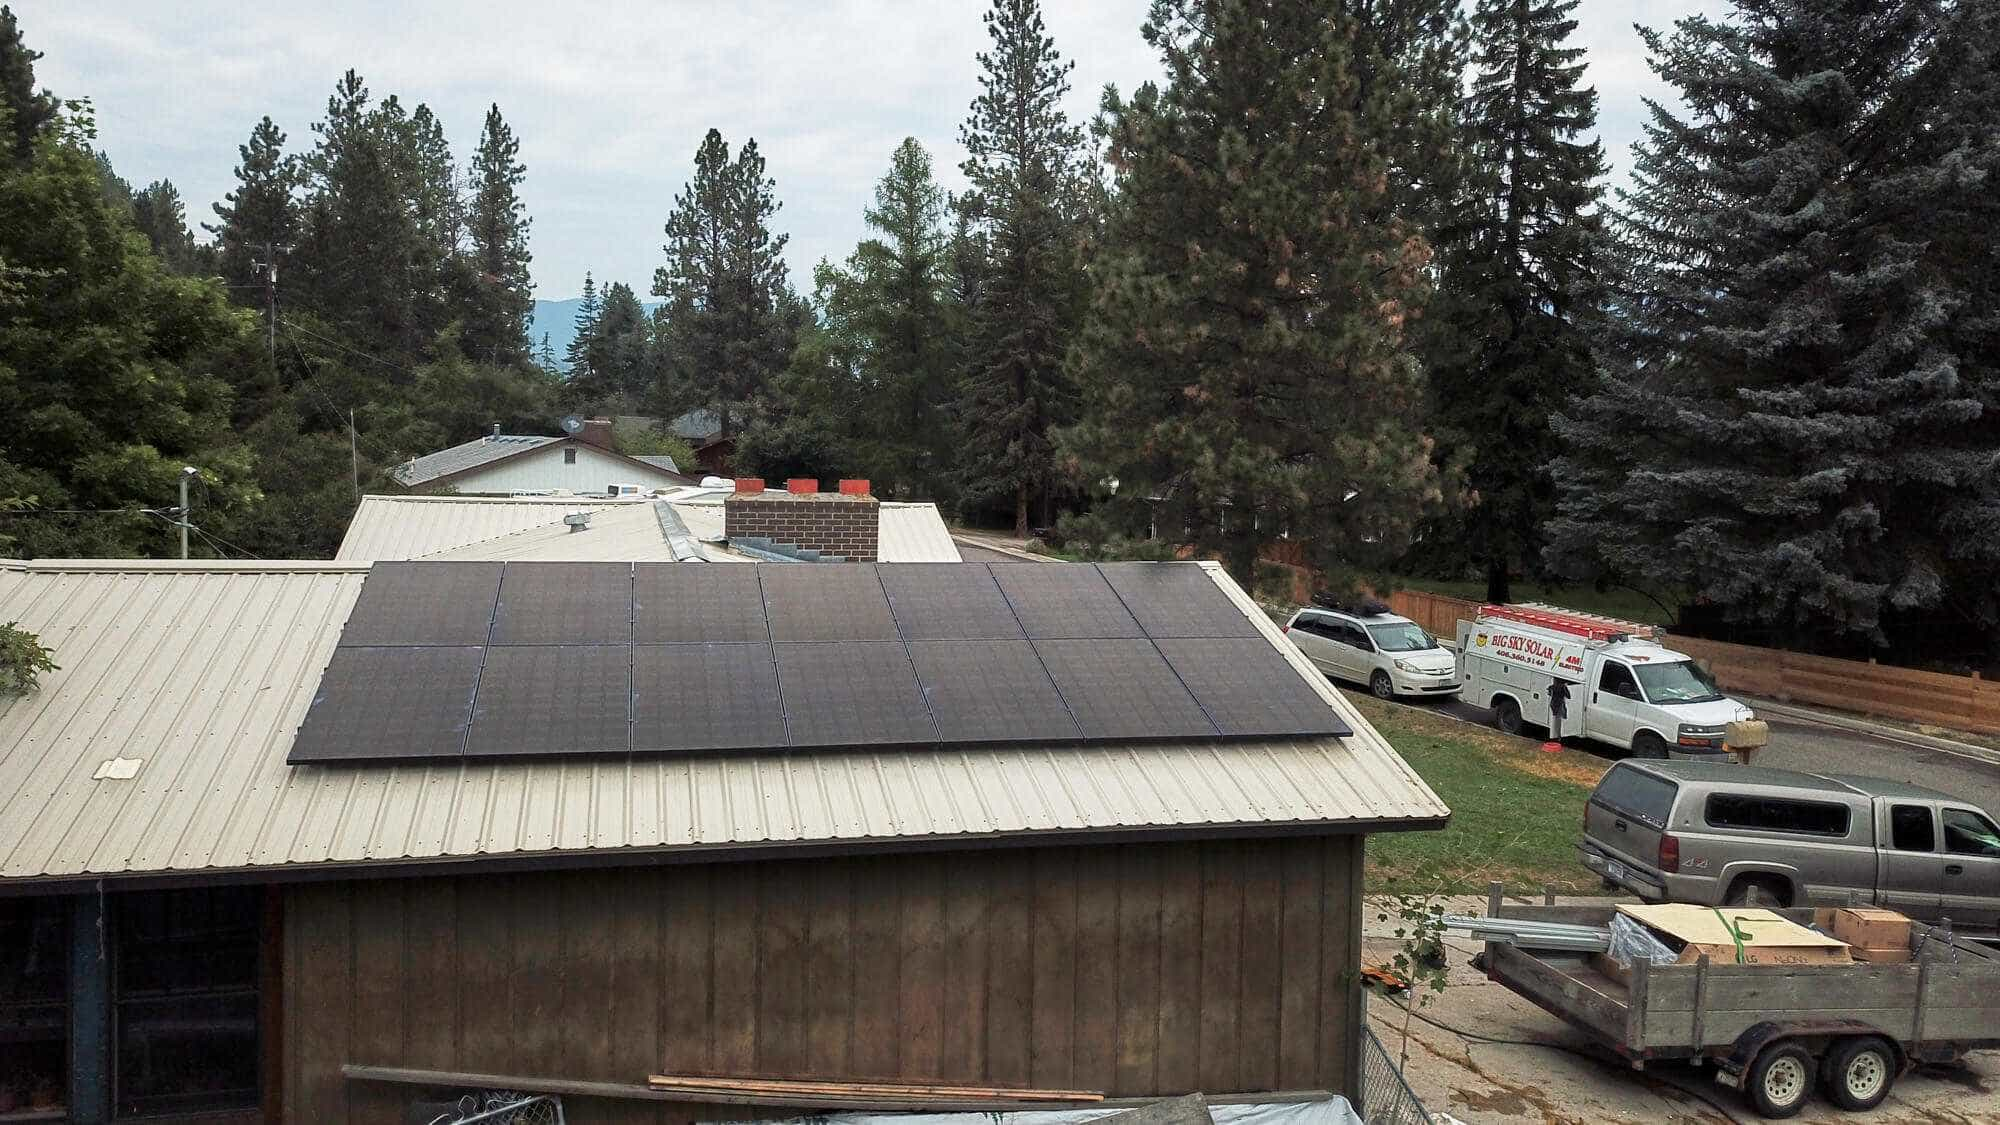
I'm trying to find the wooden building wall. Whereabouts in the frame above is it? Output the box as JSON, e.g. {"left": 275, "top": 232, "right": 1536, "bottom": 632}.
{"left": 283, "top": 836, "right": 1364, "bottom": 1123}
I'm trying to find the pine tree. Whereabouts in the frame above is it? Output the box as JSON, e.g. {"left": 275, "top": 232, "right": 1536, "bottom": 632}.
{"left": 1420, "top": 0, "right": 1605, "bottom": 602}
{"left": 1063, "top": 0, "right": 1452, "bottom": 585}
{"left": 130, "top": 178, "right": 201, "bottom": 274}
{"left": 590, "top": 281, "right": 651, "bottom": 401}
{"left": 464, "top": 103, "right": 532, "bottom": 365}
{"left": 1547, "top": 0, "right": 2000, "bottom": 655}
{"left": 205, "top": 116, "right": 298, "bottom": 296}
{"left": 813, "top": 138, "right": 954, "bottom": 497}
{"left": 653, "top": 129, "right": 792, "bottom": 436}
{"left": 564, "top": 272, "right": 600, "bottom": 378}
{"left": 536, "top": 332, "right": 556, "bottom": 371}
{"left": 955, "top": 0, "right": 1087, "bottom": 535}
{"left": 0, "top": 5, "right": 56, "bottom": 169}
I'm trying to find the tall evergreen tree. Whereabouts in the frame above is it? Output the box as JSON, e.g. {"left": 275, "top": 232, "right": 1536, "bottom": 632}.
{"left": 813, "top": 138, "right": 954, "bottom": 496}
{"left": 205, "top": 116, "right": 299, "bottom": 296}
{"left": 463, "top": 103, "right": 532, "bottom": 365}
{"left": 955, "top": 0, "right": 1088, "bottom": 535}
{"left": 564, "top": 271, "right": 600, "bottom": 378}
{"left": 589, "top": 281, "right": 652, "bottom": 401}
{"left": 652, "top": 129, "right": 792, "bottom": 435}
{"left": 1420, "top": 0, "right": 1605, "bottom": 602}
{"left": 1547, "top": 0, "right": 2000, "bottom": 656}
{"left": 1063, "top": 0, "right": 1452, "bottom": 585}
{"left": 0, "top": 5, "right": 55, "bottom": 169}
{"left": 130, "top": 178, "right": 201, "bottom": 274}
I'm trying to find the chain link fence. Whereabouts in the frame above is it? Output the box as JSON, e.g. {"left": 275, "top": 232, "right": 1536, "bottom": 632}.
{"left": 1359, "top": 1023, "right": 1434, "bottom": 1125}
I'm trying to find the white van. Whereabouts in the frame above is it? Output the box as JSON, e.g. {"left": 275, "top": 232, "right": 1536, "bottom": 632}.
{"left": 1283, "top": 603, "right": 1459, "bottom": 699}
{"left": 1456, "top": 604, "right": 1754, "bottom": 758}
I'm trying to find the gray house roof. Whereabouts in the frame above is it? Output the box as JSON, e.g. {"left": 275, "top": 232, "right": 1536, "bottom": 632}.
{"left": 392, "top": 434, "right": 557, "bottom": 487}
{"left": 634, "top": 454, "right": 682, "bottom": 474}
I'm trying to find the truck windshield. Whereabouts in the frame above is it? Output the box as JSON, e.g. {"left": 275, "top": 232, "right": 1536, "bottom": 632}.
{"left": 1632, "top": 660, "right": 1723, "bottom": 704}
{"left": 1366, "top": 622, "right": 1435, "bottom": 652}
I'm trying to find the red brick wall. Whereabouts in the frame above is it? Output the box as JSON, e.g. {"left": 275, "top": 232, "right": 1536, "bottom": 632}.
{"left": 724, "top": 492, "right": 881, "bottom": 561}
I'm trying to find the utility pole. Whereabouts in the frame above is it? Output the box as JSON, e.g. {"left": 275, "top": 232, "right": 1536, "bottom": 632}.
{"left": 350, "top": 410, "right": 360, "bottom": 500}
{"left": 176, "top": 466, "right": 197, "bottom": 560}
{"left": 252, "top": 242, "right": 276, "bottom": 369}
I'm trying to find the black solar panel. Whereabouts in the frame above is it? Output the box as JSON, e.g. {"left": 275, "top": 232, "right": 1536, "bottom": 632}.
{"left": 1097, "top": 562, "right": 1262, "bottom": 638}
{"left": 463, "top": 645, "right": 631, "bottom": 757}
{"left": 991, "top": 565, "right": 1144, "bottom": 639}
{"left": 1029, "top": 639, "right": 1218, "bottom": 739}
{"left": 633, "top": 564, "right": 770, "bottom": 643}
{"left": 1154, "top": 637, "right": 1352, "bottom": 737}
{"left": 906, "top": 641, "right": 1080, "bottom": 742}
{"left": 761, "top": 564, "right": 899, "bottom": 642}
{"left": 491, "top": 563, "right": 633, "bottom": 644}
{"left": 879, "top": 563, "right": 1024, "bottom": 640}
{"left": 288, "top": 646, "right": 483, "bottom": 762}
{"left": 340, "top": 562, "right": 502, "bottom": 645}
{"left": 632, "top": 644, "right": 788, "bottom": 753}
{"left": 303, "top": 560, "right": 1350, "bottom": 764}
{"left": 775, "top": 642, "right": 936, "bottom": 746}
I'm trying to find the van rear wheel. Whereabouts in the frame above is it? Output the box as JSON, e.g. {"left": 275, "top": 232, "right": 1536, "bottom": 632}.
{"left": 1494, "top": 697, "right": 1523, "bottom": 736}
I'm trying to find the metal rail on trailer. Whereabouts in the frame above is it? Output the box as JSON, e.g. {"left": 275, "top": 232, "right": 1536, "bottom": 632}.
{"left": 1474, "top": 891, "right": 2000, "bottom": 1118}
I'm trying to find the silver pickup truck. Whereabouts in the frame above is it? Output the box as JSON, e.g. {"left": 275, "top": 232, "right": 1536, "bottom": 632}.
{"left": 1580, "top": 760, "right": 2000, "bottom": 928}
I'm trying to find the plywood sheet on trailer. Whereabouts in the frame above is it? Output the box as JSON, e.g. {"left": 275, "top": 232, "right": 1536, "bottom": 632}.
{"left": 1616, "top": 904, "right": 1849, "bottom": 966}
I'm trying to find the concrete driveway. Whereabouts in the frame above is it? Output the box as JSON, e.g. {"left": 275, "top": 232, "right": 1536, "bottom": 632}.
{"left": 1363, "top": 895, "right": 2000, "bottom": 1124}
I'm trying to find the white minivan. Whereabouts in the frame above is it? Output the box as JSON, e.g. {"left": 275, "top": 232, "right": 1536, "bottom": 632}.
{"left": 1283, "top": 604, "right": 1459, "bottom": 699}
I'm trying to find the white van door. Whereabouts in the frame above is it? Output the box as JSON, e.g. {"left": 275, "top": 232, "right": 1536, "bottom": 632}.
{"left": 1585, "top": 660, "right": 1646, "bottom": 749}
{"left": 1286, "top": 613, "right": 1341, "bottom": 674}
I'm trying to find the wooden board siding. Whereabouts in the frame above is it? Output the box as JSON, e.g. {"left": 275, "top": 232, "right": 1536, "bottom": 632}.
{"left": 284, "top": 836, "right": 1363, "bottom": 1123}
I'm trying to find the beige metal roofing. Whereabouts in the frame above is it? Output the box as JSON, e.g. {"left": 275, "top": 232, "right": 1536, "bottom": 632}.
{"left": 337, "top": 493, "right": 961, "bottom": 564}
{"left": 0, "top": 559, "right": 1445, "bottom": 887}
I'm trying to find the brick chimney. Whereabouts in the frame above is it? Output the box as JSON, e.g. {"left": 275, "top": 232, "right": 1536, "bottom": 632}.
{"left": 724, "top": 478, "right": 880, "bottom": 561}
{"left": 578, "top": 417, "right": 615, "bottom": 450}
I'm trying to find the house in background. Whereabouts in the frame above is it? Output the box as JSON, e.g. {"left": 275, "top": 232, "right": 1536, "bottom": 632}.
{"left": 393, "top": 417, "right": 695, "bottom": 496}
{"left": 0, "top": 556, "right": 1448, "bottom": 1123}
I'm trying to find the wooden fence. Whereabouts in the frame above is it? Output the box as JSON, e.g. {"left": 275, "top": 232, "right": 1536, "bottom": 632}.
{"left": 1385, "top": 590, "right": 2000, "bottom": 737}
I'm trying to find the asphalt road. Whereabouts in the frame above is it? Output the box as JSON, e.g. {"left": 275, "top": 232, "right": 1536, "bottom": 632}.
{"left": 1391, "top": 692, "right": 2000, "bottom": 815}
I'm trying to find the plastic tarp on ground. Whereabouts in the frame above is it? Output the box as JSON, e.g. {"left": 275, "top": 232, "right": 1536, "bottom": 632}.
{"left": 710, "top": 1098, "right": 1363, "bottom": 1125}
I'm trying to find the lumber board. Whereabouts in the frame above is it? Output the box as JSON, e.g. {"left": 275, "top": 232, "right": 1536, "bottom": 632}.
{"left": 644, "top": 1073, "right": 1103, "bottom": 1101}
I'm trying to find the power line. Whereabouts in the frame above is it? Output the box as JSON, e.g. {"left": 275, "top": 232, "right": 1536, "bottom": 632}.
{"left": 280, "top": 317, "right": 420, "bottom": 378}
{"left": 190, "top": 524, "right": 262, "bottom": 561}
{"left": 0, "top": 507, "right": 177, "bottom": 518}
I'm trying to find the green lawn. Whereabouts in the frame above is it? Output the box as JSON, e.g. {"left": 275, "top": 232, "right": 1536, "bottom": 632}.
{"left": 1389, "top": 575, "right": 1677, "bottom": 626}
{"left": 1353, "top": 695, "right": 1607, "bottom": 896}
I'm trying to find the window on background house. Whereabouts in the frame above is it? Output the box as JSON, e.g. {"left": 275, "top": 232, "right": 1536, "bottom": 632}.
{"left": 564, "top": 447, "right": 577, "bottom": 464}
{"left": 113, "top": 887, "right": 261, "bottom": 1118}
{"left": 0, "top": 899, "right": 68, "bottom": 1120}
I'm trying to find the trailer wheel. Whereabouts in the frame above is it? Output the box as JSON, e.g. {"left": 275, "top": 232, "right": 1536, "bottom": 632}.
{"left": 1370, "top": 671, "right": 1395, "bottom": 700}
{"left": 1494, "top": 696, "right": 1523, "bottom": 735}
{"left": 1746, "top": 1041, "right": 1815, "bottom": 1118}
{"left": 1821, "top": 1036, "right": 1895, "bottom": 1111}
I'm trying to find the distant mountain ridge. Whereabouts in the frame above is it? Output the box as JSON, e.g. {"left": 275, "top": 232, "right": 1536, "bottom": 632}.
{"left": 528, "top": 295, "right": 663, "bottom": 367}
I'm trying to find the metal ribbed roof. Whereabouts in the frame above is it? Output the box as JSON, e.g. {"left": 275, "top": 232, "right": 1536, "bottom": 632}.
{"left": 337, "top": 494, "right": 962, "bottom": 563}
{"left": 0, "top": 560, "right": 1446, "bottom": 888}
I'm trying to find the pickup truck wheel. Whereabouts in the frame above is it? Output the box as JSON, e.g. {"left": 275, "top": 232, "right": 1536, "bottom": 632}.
{"left": 1821, "top": 1036, "right": 1895, "bottom": 1111}
{"left": 1633, "top": 731, "right": 1670, "bottom": 760}
{"left": 1494, "top": 697, "right": 1523, "bottom": 736}
{"left": 1370, "top": 671, "right": 1395, "bottom": 700}
{"left": 1725, "top": 877, "right": 1788, "bottom": 909}
{"left": 1746, "top": 1041, "right": 1815, "bottom": 1118}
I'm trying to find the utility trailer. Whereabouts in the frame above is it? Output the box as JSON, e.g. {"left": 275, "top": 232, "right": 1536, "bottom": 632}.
{"left": 1477, "top": 898, "right": 2000, "bottom": 1118}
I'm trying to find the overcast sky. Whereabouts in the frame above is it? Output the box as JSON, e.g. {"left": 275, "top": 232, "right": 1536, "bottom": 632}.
{"left": 23, "top": 1, "right": 1718, "bottom": 302}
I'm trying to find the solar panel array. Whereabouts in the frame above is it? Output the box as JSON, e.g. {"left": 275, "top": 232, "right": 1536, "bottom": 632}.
{"left": 288, "top": 560, "right": 1351, "bottom": 764}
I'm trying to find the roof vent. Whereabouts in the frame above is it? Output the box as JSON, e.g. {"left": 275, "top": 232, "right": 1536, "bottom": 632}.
{"left": 490, "top": 422, "right": 502, "bottom": 441}
{"left": 564, "top": 511, "right": 592, "bottom": 533}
